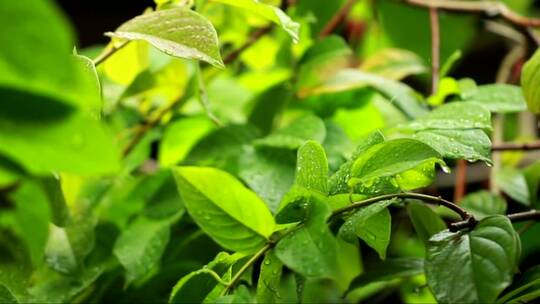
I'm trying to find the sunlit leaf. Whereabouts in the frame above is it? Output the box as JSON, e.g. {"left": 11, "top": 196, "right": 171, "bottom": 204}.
{"left": 521, "top": 49, "right": 540, "bottom": 113}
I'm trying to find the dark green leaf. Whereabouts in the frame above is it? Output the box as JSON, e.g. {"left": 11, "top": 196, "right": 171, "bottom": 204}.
{"left": 275, "top": 199, "right": 338, "bottom": 279}
{"left": 248, "top": 83, "right": 291, "bottom": 136}
{"left": 107, "top": 8, "right": 224, "bottom": 67}
{"left": 0, "top": 285, "right": 17, "bottom": 303}
{"left": 497, "top": 265, "right": 540, "bottom": 304}
{"left": 460, "top": 191, "right": 507, "bottom": 220}
{"left": 425, "top": 215, "right": 521, "bottom": 303}
{"left": 338, "top": 200, "right": 392, "bottom": 259}
{"left": 256, "top": 250, "right": 283, "bottom": 304}
{"left": 346, "top": 258, "right": 424, "bottom": 295}
{"left": 173, "top": 166, "right": 275, "bottom": 253}
{"left": 407, "top": 201, "right": 446, "bottom": 244}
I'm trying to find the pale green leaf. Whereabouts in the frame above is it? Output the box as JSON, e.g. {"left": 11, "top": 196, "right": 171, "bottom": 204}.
{"left": 521, "top": 49, "right": 540, "bottom": 113}
{"left": 413, "top": 129, "right": 491, "bottom": 163}
{"left": 360, "top": 48, "right": 427, "bottom": 80}
{"left": 495, "top": 168, "right": 530, "bottom": 206}
{"left": 113, "top": 217, "right": 171, "bottom": 283}
{"left": 426, "top": 216, "right": 521, "bottom": 303}
{"left": 295, "top": 140, "right": 329, "bottom": 194}
{"left": 107, "top": 8, "right": 224, "bottom": 67}
{"left": 406, "top": 102, "right": 491, "bottom": 131}
{"left": 211, "top": 0, "right": 300, "bottom": 41}
{"left": 464, "top": 84, "right": 526, "bottom": 113}
{"left": 173, "top": 166, "right": 275, "bottom": 253}
{"left": 254, "top": 115, "right": 326, "bottom": 149}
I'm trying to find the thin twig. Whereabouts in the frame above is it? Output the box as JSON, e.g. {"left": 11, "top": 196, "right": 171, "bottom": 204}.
{"left": 223, "top": 26, "right": 273, "bottom": 65}
{"left": 406, "top": 0, "right": 540, "bottom": 27}
{"left": 319, "top": 0, "right": 356, "bottom": 38}
{"left": 221, "top": 243, "right": 273, "bottom": 296}
{"left": 329, "top": 192, "right": 474, "bottom": 223}
{"left": 454, "top": 160, "right": 468, "bottom": 201}
{"left": 451, "top": 210, "right": 540, "bottom": 231}
{"left": 92, "top": 40, "right": 130, "bottom": 66}
{"left": 429, "top": 7, "right": 440, "bottom": 94}
{"left": 492, "top": 141, "right": 540, "bottom": 151}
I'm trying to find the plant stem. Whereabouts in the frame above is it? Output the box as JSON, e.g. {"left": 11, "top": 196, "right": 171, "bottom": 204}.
{"left": 221, "top": 243, "right": 273, "bottom": 296}
{"left": 405, "top": 0, "right": 540, "bottom": 27}
{"left": 450, "top": 210, "right": 540, "bottom": 231}
{"left": 319, "top": 0, "right": 356, "bottom": 38}
{"left": 491, "top": 141, "right": 540, "bottom": 151}
{"left": 329, "top": 192, "right": 474, "bottom": 223}
{"left": 92, "top": 40, "right": 130, "bottom": 66}
{"left": 196, "top": 64, "right": 223, "bottom": 127}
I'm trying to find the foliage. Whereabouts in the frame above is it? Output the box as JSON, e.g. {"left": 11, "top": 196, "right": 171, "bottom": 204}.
{"left": 1, "top": 0, "right": 540, "bottom": 303}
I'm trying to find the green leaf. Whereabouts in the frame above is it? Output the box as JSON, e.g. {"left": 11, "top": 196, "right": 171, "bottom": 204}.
{"left": 39, "top": 176, "right": 70, "bottom": 227}
{"left": 360, "top": 48, "right": 427, "bottom": 80}
{"left": 0, "top": 285, "right": 17, "bottom": 303}
{"left": 460, "top": 191, "right": 507, "bottom": 220}
{"left": 254, "top": 115, "right": 326, "bottom": 149}
{"left": 328, "top": 131, "right": 385, "bottom": 195}
{"left": 256, "top": 250, "right": 283, "bottom": 304}
{"left": 159, "top": 117, "right": 215, "bottom": 167}
{"left": 215, "top": 285, "right": 255, "bottom": 304}
{"left": 407, "top": 201, "right": 446, "bottom": 244}
{"left": 274, "top": 186, "right": 323, "bottom": 224}
{"left": 248, "top": 83, "right": 292, "bottom": 135}
{"left": 523, "top": 161, "right": 540, "bottom": 209}
{"left": 425, "top": 215, "right": 521, "bottom": 304}
{"left": 463, "top": 84, "right": 526, "bottom": 113}
{"left": 0, "top": 90, "right": 120, "bottom": 175}
{"left": 275, "top": 199, "right": 338, "bottom": 279}
{"left": 495, "top": 168, "right": 530, "bottom": 206}
{"left": 44, "top": 225, "right": 79, "bottom": 274}
{"left": 497, "top": 265, "right": 540, "bottom": 304}
{"left": 107, "top": 8, "right": 224, "bottom": 67}
{"left": 521, "top": 49, "right": 540, "bottom": 113}
{"left": 345, "top": 258, "right": 424, "bottom": 295}
{"left": 72, "top": 53, "right": 102, "bottom": 118}
{"left": 211, "top": 0, "right": 300, "bottom": 41}
{"left": 173, "top": 166, "right": 275, "bottom": 253}
{"left": 295, "top": 140, "right": 329, "bottom": 194}
{"left": 238, "top": 147, "right": 296, "bottom": 213}
{"left": 169, "top": 252, "right": 244, "bottom": 303}
{"left": 113, "top": 217, "right": 172, "bottom": 283}
{"left": 312, "top": 69, "right": 428, "bottom": 119}
{"left": 9, "top": 181, "right": 51, "bottom": 266}
{"left": 403, "top": 101, "right": 492, "bottom": 163}
{"left": 349, "top": 138, "right": 445, "bottom": 194}
{"left": 338, "top": 200, "right": 392, "bottom": 259}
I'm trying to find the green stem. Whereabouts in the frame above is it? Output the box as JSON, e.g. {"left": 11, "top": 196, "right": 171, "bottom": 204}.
{"left": 92, "top": 40, "right": 130, "bottom": 66}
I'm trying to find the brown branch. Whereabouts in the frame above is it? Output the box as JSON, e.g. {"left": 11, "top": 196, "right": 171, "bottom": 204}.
{"left": 406, "top": 0, "right": 540, "bottom": 27}
{"left": 319, "top": 0, "right": 356, "bottom": 38}
{"left": 454, "top": 160, "right": 468, "bottom": 201}
{"left": 429, "top": 7, "right": 440, "bottom": 94}
{"left": 450, "top": 210, "right": 540, "bottom": 231}
{"left": 92, "top": 40, "right": 130, "bottom": 66}
{"left": 329, "top": 192, "right": 475, "bottom": 223}
{"left": 223, "top": 26, "right": 273, "bottom": 65}
{"left": 491, "top": 141, "right": 540, "bottom": 151}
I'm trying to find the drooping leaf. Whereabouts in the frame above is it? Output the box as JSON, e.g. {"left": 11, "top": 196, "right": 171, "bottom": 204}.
{"left": 412, "top": 129, "right": 491, "bottom": 163}
{"left": 521, "top": 49, "right": 540, "bottom": 113}
{"left": 107, "top": 8, "right": 224, "bottom": 67}
{"left": 256, "top": 250, "right": 283, "bottom": 304}
{"left": 460, "top": 191, "right": 507, "bottom": 220}
{"left": 159, "top": 117, "right": 216, "bottom": 167}
{"left": 169, "top": 252, "right": 244, "bottom": 303}
{"left": 463, "top": 84, "right": 526, "bottom": 113}
{"left": 173, "top": 166, "right": 275, "bottom": 253}
{"left": 215, "top": 285, "right": 255, "bottom": 304}
{"left": 254, "top": 115, "right": 326, "bottom": 149}
{"left": 345, "top": 258, "right": 425, "bottom": 295}
{"left": 338, "top": 200, "right": 393, "bottom": 259}
{"left": 328, "top": 131, "right": 385, "bottom": 195}
{"left": 113, "top": 217, "right": 172, "bottom": 284}
{"left": 406, "top": 102, "right": 491, "bottom": 131}
{"left": 275, "top": 199, "right": 338, "bottom": 279}
{"left": 407, "top": 201, "right": 446, "bottom": 244}
{"left": 349, "top": 138, "right": 445, "bottom": 194}
{"left": 211, "top": 0, "right": 300, "bottom": 41}
{"left": 39, "top": 176, "right": 70, "bottom": 227}
{"left": 425, "top": 215, "right": 521, "bottom": 304}
{"left": 238, "top": 147, "right": 296, "bottom": 213}
{"left": 311, "top": 69, "right": 428, "bottom": 119}
{"left": 360, "top": 48, "right": 427, "bottom": 80}
{"left": 295, "top": 140, "right": 329, "bottom": 194}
